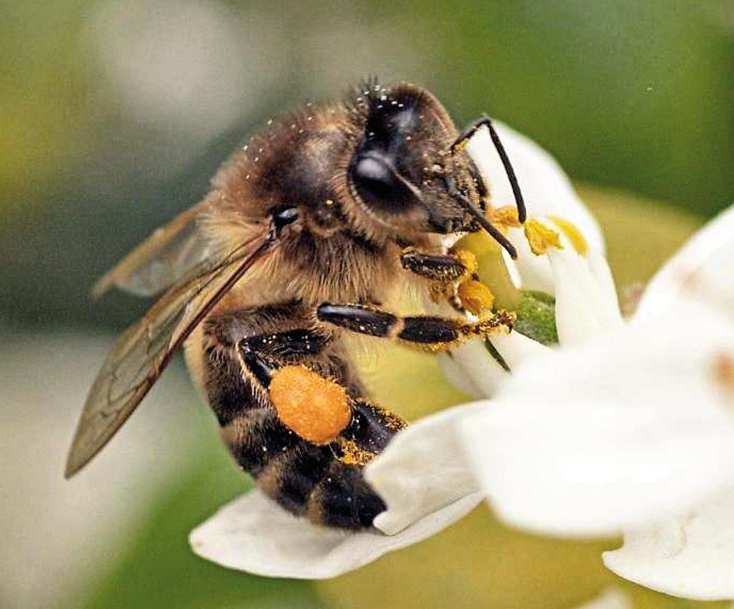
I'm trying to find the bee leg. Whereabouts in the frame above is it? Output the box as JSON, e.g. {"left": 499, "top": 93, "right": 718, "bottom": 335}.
{"left": 400, "top": 247, "right": 469, "bottom": 284}
{"left": 316, "top": 303, "right": 514, "bottom": 351}
{"left": 400, "top": 247, "right": 495, "bottom": 314}
{"left": 235, "top": 343, "right": 405, "bottom": 529}
{"left": 204, "top": 309, "right": 404, "bottom": 529}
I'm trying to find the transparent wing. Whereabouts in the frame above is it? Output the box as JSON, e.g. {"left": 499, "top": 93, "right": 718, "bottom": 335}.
{"left": 92, "top": 200, "right": 214, "bottom": 299}
{"left": 65, "top": 228, "right": 276, "bottom": 478}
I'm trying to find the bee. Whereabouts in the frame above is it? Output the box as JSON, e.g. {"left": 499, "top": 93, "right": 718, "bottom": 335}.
{"left": 65, "top": 80, "right": 526, "bottom": 529}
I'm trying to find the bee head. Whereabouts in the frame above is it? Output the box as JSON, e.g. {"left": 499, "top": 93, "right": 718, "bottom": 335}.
{"left": 346, "top": 81, "right": 523, "bottom": 257}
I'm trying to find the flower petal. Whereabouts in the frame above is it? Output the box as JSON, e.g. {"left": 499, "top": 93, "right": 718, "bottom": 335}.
{"left": 573, "top": 588, "right": 633, "bottom": 609}
{"left": 439, "top": 335, "right": 549, "bottom": 399}
{"left": 190, "top": 488, "right": 482, "bottom": 579}
{"left": 639, "top": 204, "right": 734, "bottom": 317}
{"left": 465, "top": 122, "right": 603, "bottom": 251}
{"left": 462, "top": 300, "right": 734, "bottom": 537}
{"left": 365, "top": 403, "right": 486, "bottom": 534}
{"left": 603, "top": 486, "right": 734, "bottom": 600}
{"left": 549, "top": 231, "right": 622, "bottom": 346}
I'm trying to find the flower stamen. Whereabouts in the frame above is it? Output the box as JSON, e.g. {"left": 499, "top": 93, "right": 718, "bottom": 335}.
{"left": 549, "top": 215, "right": 589, "bottom": 256}
{"left": 489, "top": 205, "right": 522, "bottom": 232}
{"left": 458, "top": 279, "right": 495, "bottom": 315}
{"left": 524, "top": 219, "right": 563, "bottom": 255}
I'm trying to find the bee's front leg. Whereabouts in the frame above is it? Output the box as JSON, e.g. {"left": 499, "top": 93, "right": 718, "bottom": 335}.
{"left": 400, "top": 247, "right": 470, "bottom": 284}
{"left": 401, "top": 247, "right": 495, "bottom": 315}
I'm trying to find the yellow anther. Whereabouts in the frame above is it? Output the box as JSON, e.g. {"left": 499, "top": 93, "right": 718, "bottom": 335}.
{"left": 454, "top": 230, "right": 522, "bottom": 311}
{"left": 454, "top": 248, "right": 479, "bottom": 277}
{"left": 489, "top": 205, "right": 522, "bottom": 231}
{"left": 549, "top": 215, "right": 589, "bottom": 256}
{"left": 524, "top": 219, "right": 563, "bottom": 256}
{"left": 458, "top": 280, "right": 495, "bottom": 315}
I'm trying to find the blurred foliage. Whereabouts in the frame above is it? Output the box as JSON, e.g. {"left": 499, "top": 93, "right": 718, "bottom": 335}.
{"left": 1, "top": 1, "right": 731, "bottom": 608}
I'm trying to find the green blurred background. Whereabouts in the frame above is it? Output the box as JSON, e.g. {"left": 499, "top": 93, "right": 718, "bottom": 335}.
{"left": 1, "top": 1, "right": 731, "bottom": 608}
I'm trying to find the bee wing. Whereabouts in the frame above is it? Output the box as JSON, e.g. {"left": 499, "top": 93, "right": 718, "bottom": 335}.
{"left": 65, "top": 228, "right": 276, "bottom": 478}
{"left": 92, "top": 200, "right": 214, "bottom": 299}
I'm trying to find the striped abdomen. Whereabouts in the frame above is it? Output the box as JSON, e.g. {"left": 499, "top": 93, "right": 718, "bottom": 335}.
{"left": 202, "top": 317, "right": 404, "bottom": 529}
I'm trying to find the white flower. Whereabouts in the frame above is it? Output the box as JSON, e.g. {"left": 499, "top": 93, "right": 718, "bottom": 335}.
{"left": 190, "top": 121, "right": 600, "bottom": 579}
{"left": 190, "top": 487, "right": 482, "bottom": 579}
{"left": 368, "top": 201, "right": 734, "bottom": 599}
{"left": 440, "top": 122, "right": 617, "bottom": 400}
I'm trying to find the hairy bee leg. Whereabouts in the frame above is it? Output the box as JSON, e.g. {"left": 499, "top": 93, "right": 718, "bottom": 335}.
{"left": 234, "top": 342, "right": 400, "bottom": 528}
{"left": 203, "top": 307, "right": 404, "bottom": 529}
{"left": 237, "top": 343, "right": 405, "bottom": 453}
{"left": 316, "top": 303, "right": 514, "bottom": 351}
{"left": 400, "top": 248, "right": 468, "bottom": 283}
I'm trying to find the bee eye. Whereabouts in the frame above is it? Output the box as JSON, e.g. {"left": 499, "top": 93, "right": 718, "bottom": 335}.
{"left": 273, "top": 206, "right": 299, "bottom": 230}
{"left": 350, "top": 152, "right": 412, "bottom": 212}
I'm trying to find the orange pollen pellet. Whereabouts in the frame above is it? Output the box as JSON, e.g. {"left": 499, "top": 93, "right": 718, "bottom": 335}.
{"left": 269, "top": 365, "right": 352, "bottom": 445}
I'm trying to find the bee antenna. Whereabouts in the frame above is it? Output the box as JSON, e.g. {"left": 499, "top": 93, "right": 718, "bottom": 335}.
{"left": 445, "top": 176, "right": 518, "bottom": 259}
{"left": 452, "top": 116, "right": 527, "bottom": 224}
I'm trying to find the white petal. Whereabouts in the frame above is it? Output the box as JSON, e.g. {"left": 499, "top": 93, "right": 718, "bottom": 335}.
{"left": 365, "top": 403, "right": 486, "bottom": 534}
{"left": 639, "top": 204, "right": 734, "bottom": 317}
{"left": 439, "top": 334, "right": 549, "bottom": 399}
{"left": 603, "top": 486, "right": 734, "bottom": 600}
{"left": 587, "top": 250, "right": 622, "bottom": 325}
{"left": 573, "top": 588, "right": 633, "bottom": 609}
{"left": 462, "top": 300, "right": 734, "bottom": 537}
{"left": 505, "top": 226, "right": 556, "bottom": 294}
{"left": 465, "top": 122, "right": 604, "bottom": 251}
{"left": 190, "top": 489, "right": 482, "bottom": 579}
{"left": 549, "top": 237, "right": 622, "bottom": 347}
{"left": 549, "top": 246, "right": 606, "bottom": 346}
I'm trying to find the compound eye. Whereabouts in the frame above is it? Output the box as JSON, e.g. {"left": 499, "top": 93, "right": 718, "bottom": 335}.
{"left": 273, "top": 206, "right": 299, "bottom": 231}
{"left": 350, "top": 152, "right": 412, "bottom": 212}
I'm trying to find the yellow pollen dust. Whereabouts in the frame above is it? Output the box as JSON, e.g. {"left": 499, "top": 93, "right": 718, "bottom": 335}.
{"left": 269, "top": 365, "right": 351, "bottom": 445}
{"left": 458, "top": 280, "right": 495, "bottom": 315}
{"left": 453, "top": 139, "right": 469, "bottom": 153}
{"left": 489, "top": 205, "right": 522, "bottom": 231}
{"left": 524, "top": 219, "right": 563, "bottom": 256}
{"left": 454, "top": 248, "right": 479, "bottom": 277}
{"left": 549, "top": 215, "right": 589, "bottom": 256}
{"left": 337, "top": 438, "right": 375, "bottom": 467}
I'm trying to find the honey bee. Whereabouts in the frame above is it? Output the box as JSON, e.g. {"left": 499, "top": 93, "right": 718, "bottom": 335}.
{"left": 65, "top": 80, "right": 525, "bottom": 529}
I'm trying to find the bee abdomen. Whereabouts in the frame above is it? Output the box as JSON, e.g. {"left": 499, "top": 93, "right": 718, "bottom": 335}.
{"left": 306, "top": 460, "right": 387, "bottom": 528}
{"left": 222, "top": 407, "right": 386, "bottom": 529}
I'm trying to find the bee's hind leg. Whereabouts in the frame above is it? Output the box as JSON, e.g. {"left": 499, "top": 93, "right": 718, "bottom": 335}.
{"left": 204, "top": 307, "right": 406, "bottom": 529}
{"left": 238, "top": 340, "right": 405, "bottom": 453}
{"left": 236, "top": 338, "right": 406, "bottom": 528}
